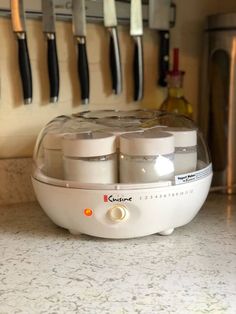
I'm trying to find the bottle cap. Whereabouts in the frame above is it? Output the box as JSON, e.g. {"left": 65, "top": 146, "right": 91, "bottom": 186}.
{"left": 168, "top": 48, "right": 185, "bottom": 77}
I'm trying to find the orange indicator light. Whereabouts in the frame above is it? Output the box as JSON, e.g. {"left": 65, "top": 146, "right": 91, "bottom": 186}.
{"left": 84, "top": 208, "right": 93, "bottom": 217}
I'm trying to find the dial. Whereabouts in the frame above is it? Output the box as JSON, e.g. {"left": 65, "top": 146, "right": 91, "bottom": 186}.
{"left": 108, "top": 205, "right": 128, "bottom": 222}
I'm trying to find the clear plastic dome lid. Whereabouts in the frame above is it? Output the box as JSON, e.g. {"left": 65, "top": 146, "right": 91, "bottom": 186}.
{"left": 32, "top": 110, "right": 212, "bottom": 189}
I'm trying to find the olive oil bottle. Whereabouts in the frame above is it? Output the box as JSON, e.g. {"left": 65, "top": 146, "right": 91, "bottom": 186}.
{"left": 160, "top": 48, "right": 193, "bottom": 119}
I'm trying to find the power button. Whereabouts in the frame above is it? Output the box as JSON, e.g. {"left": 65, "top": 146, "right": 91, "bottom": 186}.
{"left": 108, "top": 205, "right": 128, "bottom": 222}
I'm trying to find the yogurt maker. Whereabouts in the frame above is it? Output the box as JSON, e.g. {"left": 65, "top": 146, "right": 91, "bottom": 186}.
{"left": 32, "top": 110, "right": 212, "bottom": 239}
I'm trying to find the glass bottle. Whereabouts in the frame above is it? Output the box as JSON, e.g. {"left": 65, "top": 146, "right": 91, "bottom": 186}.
{"left": 160, "top": 48, "right": 193, "bottom": 119}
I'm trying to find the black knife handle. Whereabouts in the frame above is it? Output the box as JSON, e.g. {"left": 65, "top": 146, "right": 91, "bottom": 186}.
{"left": 109, "top": 27, "right": 122, "bottom": 95}
{"left": 47, "top": 33, "right": 59, "bottom": 103}
{"left": 77, "top": 37, "right": 89, "bottom": 104}
{"left": 17, "top": 33, "right": 32, "bottom": 104}
{"left": 133, "top": 36, "right": 144, "bottom": 101}
{"left": 158, "top": 30, "right": 170, "bottom": 87}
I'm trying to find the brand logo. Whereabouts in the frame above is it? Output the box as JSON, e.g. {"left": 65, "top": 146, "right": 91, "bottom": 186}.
{"left": 103, "top": 195, "right": 132, "bottom": 203}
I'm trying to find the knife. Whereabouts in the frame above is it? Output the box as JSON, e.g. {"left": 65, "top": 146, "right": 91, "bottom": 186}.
{"left": 130, "top": 0, "right": 144, "bottom": 101}
{"left": 72, "top": 0, "right": 90, "bottom": 104}
{"left": 42, "top": 0, "right": 60, "bottom": 103}
{"left": 149, "top": 0, "right": 171, "bottom": 87}
{"left": 11, "top": 0, "right": 32, "bottom": 104}
{"left": 158, "top": 30, "right": 170, "bottom": 87}
{"left": 103, "top": 0, "right": 122, "bottom": 95}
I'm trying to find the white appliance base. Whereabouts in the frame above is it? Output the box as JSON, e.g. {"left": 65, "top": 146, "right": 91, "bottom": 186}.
{"left": 32, "top": 173, "right": 212, "bottom": 239}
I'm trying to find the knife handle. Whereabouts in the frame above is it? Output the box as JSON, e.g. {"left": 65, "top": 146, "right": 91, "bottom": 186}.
{"left": 47, "top": 33, "right": 60, "bottom": 103}
{"left": 158, "top": 30, "right": 170, "bottom": 87}
{"left": 133, "top": 36, "right": 144, "bottom": 101}
{"left": 109, "top": 27, "right": 122, "bottom": 95}
{"left": 77, "top": 37, "right": 90, "bottom": 104}
{"left": 17, "top": 33, "right": 32, "bottom": 104}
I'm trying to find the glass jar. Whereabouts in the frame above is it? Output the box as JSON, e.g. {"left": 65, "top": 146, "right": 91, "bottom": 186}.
{"left": 119, "top": 131, "right": 175, "bottom": 183}
{"left": 62, "top": 132, "right": 117, "bottom": 184}
{"left": 43, "top": 132, "right": 64, "bottom": 179}
{"left": 166, "top": 127, "right": 197, "bottom": 175}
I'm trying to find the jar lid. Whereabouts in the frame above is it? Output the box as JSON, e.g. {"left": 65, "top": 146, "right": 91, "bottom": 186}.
{"left": 165, "top": 127, "right": 197, "bottom": 147}
{"left": 100, "top": 127, "right": 144, "bottom": 148}
{"left": 43, "top": 132, "right": 64, "bottom": 150}
{"left": 120, "top": 131, "right": 174, "bottom": 156}
{"left": 62, "top": 132, "right": 116, "bottom": 157}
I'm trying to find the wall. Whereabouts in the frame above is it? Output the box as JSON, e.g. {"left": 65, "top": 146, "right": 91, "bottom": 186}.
{"left": 207, "top": 0, "right": 236, "bottom": 14}
{"left": 0, "top": 17, "right": 164, "bottom": 158}
{"left": 170, "top": 0, "right": 236, "bottom": 123}
{"left": 1, "top": 0, "right": 236, "bottom": 159}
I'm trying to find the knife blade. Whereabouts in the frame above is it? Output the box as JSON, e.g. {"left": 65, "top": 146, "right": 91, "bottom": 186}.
{"left": 42, "top": 0, "right": 60, "bottom": 103}
{"left": 149, "top": 0, "right": 171, "bottom": 87}
{"left": 11, "top": 0, "right": 32, "bottom": 104}
{"left": 103, "top": 0, "right": 122, "bottom": 95}
{"left": 72, "top": 0, "right": 89, "bottom": 104}
{"left": 130, "top": 0, "right": 144, "bottom": 101}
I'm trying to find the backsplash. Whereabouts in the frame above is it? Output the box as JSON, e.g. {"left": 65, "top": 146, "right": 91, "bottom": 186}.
{"left": 0, "top": 158, "right": 35, "bottom": 205}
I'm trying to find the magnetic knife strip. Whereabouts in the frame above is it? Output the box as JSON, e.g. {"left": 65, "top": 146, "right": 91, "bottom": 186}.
{"left": 0, "top": 0, "right": 149, "bottom": 24}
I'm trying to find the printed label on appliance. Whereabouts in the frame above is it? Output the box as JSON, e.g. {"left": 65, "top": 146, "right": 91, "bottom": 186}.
{"left": 175, "top": 163, "right": 212, "bottom": 185}
{"left": 104, "top": 194, "right": 133, "bottom": 203}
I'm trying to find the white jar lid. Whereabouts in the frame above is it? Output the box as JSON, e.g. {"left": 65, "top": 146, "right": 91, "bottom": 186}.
{"left": 97, "top": 127, "right": 144, "bottom": 148}
{"left": 120, "top": 131, "right": 174, "bottom": 156}
{"left": 43, "top": 132, "right": 64, "bottom": 150}
{"left": 165, "top": 127, "right": 197, "bottom": 147}
{"left": 62, "top": 132, "right": 116, "bottom": 157}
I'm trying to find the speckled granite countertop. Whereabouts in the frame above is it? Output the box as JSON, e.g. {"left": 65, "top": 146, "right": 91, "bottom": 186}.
{"left": 0, "top": 193, "right": 235, "bottom": 314}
